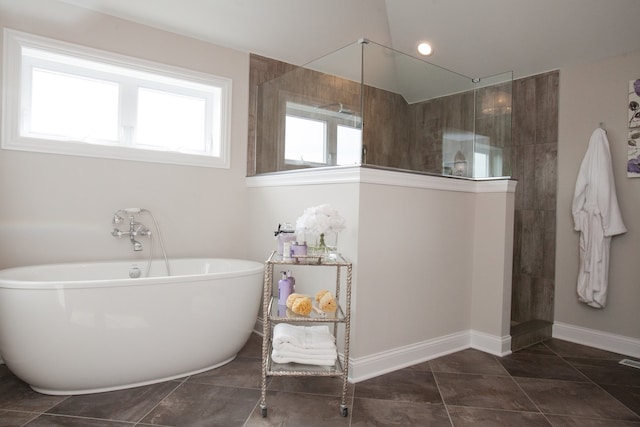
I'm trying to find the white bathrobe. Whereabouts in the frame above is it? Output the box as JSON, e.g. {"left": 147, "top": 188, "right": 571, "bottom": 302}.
{"left": 572, "top": 128, "right": 627, "bottom": 308}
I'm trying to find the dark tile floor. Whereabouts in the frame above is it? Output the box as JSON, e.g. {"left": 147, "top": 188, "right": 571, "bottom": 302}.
{"left": 0, "top": 333, "right": 638, "bottom": 426}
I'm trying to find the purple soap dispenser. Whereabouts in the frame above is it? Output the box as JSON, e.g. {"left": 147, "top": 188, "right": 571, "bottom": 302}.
{"left": 286, "top": 270, "right": 296, "bottom": 293}
{"left": 278, "top": 271, "right": 293, "bottom": 306}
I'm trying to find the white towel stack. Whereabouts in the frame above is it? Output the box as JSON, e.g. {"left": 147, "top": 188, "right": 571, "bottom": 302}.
{"left": 271, "top": 323, "right": 337, "bottom": 366}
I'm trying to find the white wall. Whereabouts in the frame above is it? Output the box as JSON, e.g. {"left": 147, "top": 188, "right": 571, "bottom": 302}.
{"left": 556, "top": 50, "right": 640, "bottom": 344}
{"left": 0, "top": 1, "right": 252, "bottom": 268}
{"left": 355, "top": 182, "right": 474, "bottom": 356}
{"left": 247, "top": 168, "right": 516, "bottom": 380}
{"left": 471, "top": 189, "right": 516, "bottom": 342}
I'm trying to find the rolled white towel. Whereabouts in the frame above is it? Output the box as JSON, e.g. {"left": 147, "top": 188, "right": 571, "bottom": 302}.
{"left": 272, "top": 323, "right": 335, "bottom": 350}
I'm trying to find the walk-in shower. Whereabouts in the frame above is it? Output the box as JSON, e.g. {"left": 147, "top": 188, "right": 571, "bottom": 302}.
{"left": 250, "top": 39, "right": 513, "bottom": 180}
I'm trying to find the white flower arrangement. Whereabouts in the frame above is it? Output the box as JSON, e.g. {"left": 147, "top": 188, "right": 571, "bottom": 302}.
{"left": 295, "top": 204, "right": 346, "bottom": 237}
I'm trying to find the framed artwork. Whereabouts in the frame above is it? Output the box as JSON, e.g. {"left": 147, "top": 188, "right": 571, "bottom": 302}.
{"left": 628, "top": 79, "right": 640, "bottom": 177}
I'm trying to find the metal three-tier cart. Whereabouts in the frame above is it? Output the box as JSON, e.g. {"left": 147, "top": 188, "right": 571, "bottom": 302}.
{"left": 260, "top": 251, "right": 352, "bottom": 417}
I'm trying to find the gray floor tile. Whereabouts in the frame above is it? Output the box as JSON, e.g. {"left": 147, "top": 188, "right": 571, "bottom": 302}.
{"left": 238, "top": 332, "right": 263, "bottom": 359}
{"left": 268, "top": 375, "right": 353, "bottom": 397}
{"left": 430, "top": 348, "right": 509, "bottom": 376}
{"left": 25, "top": 414, "right": 132, "bottom": 426}
{"left": 351, "top": 397, "right": 451, "bottom": 426}
{"left": 355, "top": 368, "right": 442, "bottom": 404}
{"left": 498, "top": 352, "right": 589, "bottom": 381}
{"left": 0, "top": 367, "right": 67, "bottom": 413}
{"left": 405, "top": 360, "right": 432, "bottom": 372}
{"left": 447, "top": 406, "right": 552, "bottom": 426}
{"left": 600, "top": 383, "right": 640, "bottom": 417}
{"left": 244, "top": 390, "right": 350, "bottom": 427}
{"left": 565, "top": 356, "right": 640, "bottom": 387}
{"left": 435, "top": 372, "right": 538, "bottom": 412}
{"left": 543, "top": 340, "right": 626, "bottom": 360}
{"left": 516, "top": 377, "right": 640, "bottom": 421}
{"left": 46, "top": 381, "right": 179, "bottom": 422}
{"left": 188, "top": 356, "right": 263, "bottom": 389}
{"left": 0, "top": 410, "right": 39, "bottom": 427}
{"left": 141, "top": 382, "right": 259, "bottom": 427}
{"left": 545, "top": 414, "right": 640, "bottom": 426}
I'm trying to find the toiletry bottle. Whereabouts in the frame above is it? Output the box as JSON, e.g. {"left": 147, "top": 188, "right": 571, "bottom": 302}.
{"left": 275, "top": 223, "right": 296, "bottom": 256}
{"left": 286, "top": 270, "right": 296, "bottom": 293}
{"left": 278, "top": 271, "right": 292, "bottom": 306}
{"left": 283, "top": 241, "right": 292, "bottom": 260}
{"left": 291, "top": 241, "right": 307, "bottom": 257}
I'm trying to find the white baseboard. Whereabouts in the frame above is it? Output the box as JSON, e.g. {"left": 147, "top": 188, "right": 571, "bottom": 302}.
{"left": 553, "top": 321, "right": 640, "bottom": 359}
{"left": 349, "top": 330, "right": 511, "bottom": 383}
{"left": 254, "top": 319, "right": 511, "bottom": 382}
{"left": 348, "top": 331, "right": 470, "bottom": 382}
{"left": 470, "top": 329, "right": 512, "bottom": 357}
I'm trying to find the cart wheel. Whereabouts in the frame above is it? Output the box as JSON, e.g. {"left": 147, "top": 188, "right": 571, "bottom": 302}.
{"left": 261, "top": 406, "right": 267, "bottom": 417}
{"left": 340, "top": 405, "right": 348, "bottom": 417}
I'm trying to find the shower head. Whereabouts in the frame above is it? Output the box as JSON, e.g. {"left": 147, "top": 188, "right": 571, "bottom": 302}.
{"left": 315, "top": 102, "right": 356, "bottom": 116}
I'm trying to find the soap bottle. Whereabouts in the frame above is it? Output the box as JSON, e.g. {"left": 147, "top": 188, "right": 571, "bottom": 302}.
{"left": 278, "top": 271, "right": 293, "bottom": 306}
{"left": 286, "top": 270, "right": 296, "bottom": 293}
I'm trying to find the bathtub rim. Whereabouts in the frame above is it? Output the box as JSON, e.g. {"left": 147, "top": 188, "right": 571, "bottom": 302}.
{"left": 0, "top": 257, "right": 264, "bottom": 290}
{"left": 30, "top": 354, "right": 238, "bottom": 395}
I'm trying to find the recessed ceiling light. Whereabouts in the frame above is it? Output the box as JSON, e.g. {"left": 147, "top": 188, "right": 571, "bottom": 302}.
{"left": 417, "top": 42, "right": 432, "bottom": 56}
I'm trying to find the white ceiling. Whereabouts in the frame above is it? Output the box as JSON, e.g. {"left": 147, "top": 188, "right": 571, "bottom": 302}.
{"left": 37, "top": 0, "right": 640, "bottom": 80}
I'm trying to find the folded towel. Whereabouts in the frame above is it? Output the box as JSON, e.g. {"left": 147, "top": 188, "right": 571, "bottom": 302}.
{"left": 273, "top": 343, "right": 337, "bottom": 358}
{"left": 272, "top": 323, "right": 335, "bottom": 351}
{"left": 271, "top": 348, "right": 337, "bottom": 366}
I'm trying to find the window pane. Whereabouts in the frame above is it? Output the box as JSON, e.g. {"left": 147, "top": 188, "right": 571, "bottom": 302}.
{"left": 137, "top": 88, "right": 207, "bottom": 153}
{"left": 30, "top": 68, "right": 119, "bottom": 141}
{"left": 474, "top": 152, "right": 488, "bottom": 178}
{"left": 285, "top": 115, "right": 326, "bottom": 163}
{"left": 337, "top": 125, "right": 361, "bottom": 165}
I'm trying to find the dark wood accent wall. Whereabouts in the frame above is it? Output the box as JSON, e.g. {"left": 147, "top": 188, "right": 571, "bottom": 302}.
{"left": 247, "top": 54, "right": 297, "bottom": 175}
{"left": 510, "top": 71, "right": 559, "bottom": 349}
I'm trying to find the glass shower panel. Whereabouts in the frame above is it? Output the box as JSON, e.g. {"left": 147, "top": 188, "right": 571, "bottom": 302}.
{"left": 360, "top": 41, "right": 475, "bottom": 173}
{"left": 471, "top": 70, "right": 513, "bottom": 178}
{"left": 253, "top": 39, "right": 512, "bottom": 179}
{"left": 254, "top": 42, "right": 363, "bottom": 174}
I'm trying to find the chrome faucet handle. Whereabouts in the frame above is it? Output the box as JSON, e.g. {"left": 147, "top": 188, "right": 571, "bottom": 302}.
{"left": 111, "top": 228, "right": 123, "bottom": 238}
{"left": 130, "top": 222, "right": 150, "bottom": 236}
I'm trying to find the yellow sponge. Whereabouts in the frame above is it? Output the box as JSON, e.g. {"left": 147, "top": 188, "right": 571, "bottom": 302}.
{"left": 315, "top": 289, "right": 330, "bottom": 302}
{"left": 291, "top": 296, "right": 312, "bottom": 316}
{"left": 286, "top": 293, "right": 305, "bottom": 309}
{"left": 318, "top": 292, "right": 337, "bottom": 313}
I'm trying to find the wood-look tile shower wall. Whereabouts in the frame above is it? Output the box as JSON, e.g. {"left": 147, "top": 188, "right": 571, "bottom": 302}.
{"left": 248, "top": 54, "right": 511, "bottom": 176}
{"left": 510, "top": 71, "right": 559, "bottom": 328}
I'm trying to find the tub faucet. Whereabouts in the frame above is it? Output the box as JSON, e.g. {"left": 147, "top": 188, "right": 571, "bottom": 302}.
{"left": 129, "top": 218, "right": 150, "bottom": 251}
{"left": 111, "top": 209, "right": 150, "bottom": 251}
{"left": 131, "top": 238, "right": 143, "bottom": 251}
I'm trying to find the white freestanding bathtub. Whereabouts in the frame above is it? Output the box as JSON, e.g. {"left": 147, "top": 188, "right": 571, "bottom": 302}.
{"left": 0, "top": 258, "right": 264, "bottom": 395}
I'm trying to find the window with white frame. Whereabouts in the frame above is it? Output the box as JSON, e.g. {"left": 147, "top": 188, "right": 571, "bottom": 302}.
{"left": 284, "top": 102, "right": 361, "bottom": 167}
{"left": 2, "top": 29, "right": 231, "bottom": 168}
